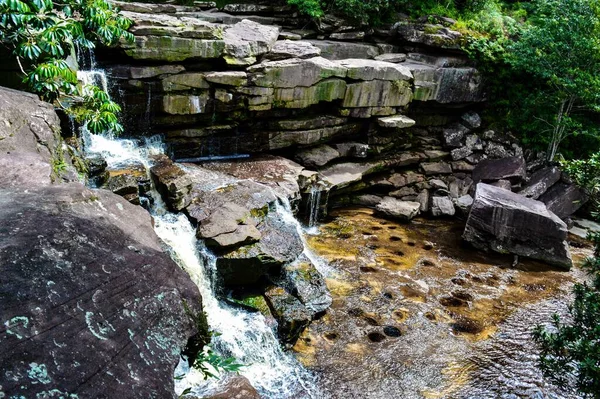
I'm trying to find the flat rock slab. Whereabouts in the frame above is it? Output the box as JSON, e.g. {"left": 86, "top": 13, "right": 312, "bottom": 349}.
{"left": 0, "top": 185, "right": 203, "bottom": 398}
{"left": 519, "top": 166, "right": 561, "bottom": 199}
{"left": 539, "top": 181, "right": 588, "bottom": 220}
{"left": 472, "top": 156, "right": 526, "bottom": 184}
{"left": 375, "top": 197, "right": 421, "bottom": 222}
{"left": 295, "top": 145, "right": 340, "bottom": 168}
{"left": 377, "top": 115, "right": 416, "bottom": 129}
{"left": 463, "top": 183, "right": 572, "bottom": 269}
{"left": 265, "top": 40, "right": 322, "bottom": 60}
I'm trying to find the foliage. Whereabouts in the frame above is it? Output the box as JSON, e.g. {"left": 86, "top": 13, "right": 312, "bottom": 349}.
{"left": 561, "top": 153, "right": 600, "bottom": 218}
{"left": 505, "top": 0, "right": 600, "bottom": 161}
{"left": 190, "top": 345, "right": 244, "bottom": 380}
{"left": 0, "top": 0, "right": 134, "bottom": 134}
{"left": 533, "top": 232, "right": 600, "bottom": 398}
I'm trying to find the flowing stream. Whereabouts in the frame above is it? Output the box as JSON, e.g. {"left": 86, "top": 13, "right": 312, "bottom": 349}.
{"left": 77, "top": 67, "right": 323, "bottom": 398}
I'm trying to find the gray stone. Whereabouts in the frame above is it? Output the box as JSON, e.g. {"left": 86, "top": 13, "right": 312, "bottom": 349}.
{"left": 451, "top": 146, "right": 473, "bottom": 161}
{"left": 390, "top": 186, "right": 418, "bottom": 198}
{"left": 320, "top": 161, "right": 381, "bottom": 189}
{"left": 407, "top": 62, "right": 485, "bottom": 103}
{"left": 485, "top": 141, "right": 511, "bottom": 158}
{"left": 343, "top": 79, "right": 412, "bottom": 108}
{"left": 333, "top": 142, "right": 369, "bottom": 158}
{"left": 421, "top": 162, "right": 452, "bottom": 175}
{"left": 416, "top": 189, "right": 430, "bottom": 212}
{"left": 377, "top": 115, "right": 416, "bottom": 129}
{"left": 338, "top": 59, "right": 412, "bottom": 81}
{"left": 279, "top": 31, "right": 302, "bottom": 40}
{"left": 295, "top": 145, "right": 341, "bottom": 168}
{"left": 221, "top": 19, "right": 281, "bottom": 65}
{"left": 204, "top": 71, "right": 248, "bottom": 86}
{"left": 375, "top": 197, "right": 421, "bottom": 221}
{"left": 130, "top": 64, "right": 186, "bottom": 79}
{"left": 307, "top": 40, "right": 380, "bottom": 60}
{"left": 265, "top": 40, "right": 322, "bottom": 60}
{"left": 472, "top": 157, "right": 526, "bottom": 184}
{"left": 429, "top": 179, "right": 448, "bottom": 190}
{"left": 329, "top": 31, "right": 365, "bottom": 40}
{"left": 451, "top": 161, "right": 474, "bottom": 172}
{"left": 353, "top": 194, "right": 383, "bottom": 207}
{"left": 443, "top": 123, "right": 469, "bottom": 147}
{"left": 161, "top": 72, "right": 210, "bottom": 91}
{"left": 264, "top": 286, "right": 312, "bottom": 345}
{"left": 539, "top": 182, "right": 588, "bottom": 220}
{"left": 374, "top": 53, "right": 407, "bottom": 63}
{"left": 431, "top": 196, "right": 455, "bottom": 217}
{"left": 490, "top": 179, "right": 512, "bottom": 191}
{"left": 454, "top": 194, "right": 473, "bottom": 216}
{"left": 519, "top": 166, "right": 562, "bottom": 199}
{"left": 395, "top": 22, "right": 462, "bottom": 50}
{"left": 150, "top": 155, "right": 193, "bottom": 211}
{"left": 249, "top": 57, "right": 347, "bottom": 88}
{"left": 463, "top": 183, "right": 572, "bottom": 269}
{"left": 461, "top": 111, "right": 481, "bottom": 129}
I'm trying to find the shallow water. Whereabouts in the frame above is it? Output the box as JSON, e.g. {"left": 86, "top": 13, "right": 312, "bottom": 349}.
{"left": 298, "top": 208, "right": 590, "bottom": 399}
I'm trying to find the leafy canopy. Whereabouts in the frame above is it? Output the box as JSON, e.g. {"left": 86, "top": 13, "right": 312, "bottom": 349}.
{"left": 0, "top": 0, "right": 134, "bottom": 134}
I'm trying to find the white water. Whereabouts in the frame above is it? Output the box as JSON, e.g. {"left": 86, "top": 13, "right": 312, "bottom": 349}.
{"left": 306, "top": 185, "right": 322, "bottom": 228}
{"left": 76, "top": 68, "right": 323, "bottom": 399}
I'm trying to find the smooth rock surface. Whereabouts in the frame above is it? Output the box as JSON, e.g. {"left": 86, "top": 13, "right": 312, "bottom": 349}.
{"left": 463, "top": 183, "right": 572, "bottom": 269}
{"left": 375, "top": 197, "right": 421, "bottom": 221}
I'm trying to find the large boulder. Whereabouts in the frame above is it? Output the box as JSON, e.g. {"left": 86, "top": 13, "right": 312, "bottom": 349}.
{"left": 463, "top": 183, "right": 572, "bottom": 269}
{"left": 539, "top": 181, "right": 588, "bottom": 220}
{"left": 375, "top": 197, "right": 421, "bottom": 222}
{"left": 0, "top": 86, "right": 206, "bottom": 398}
{"left": 519, "top": 166, "right": 561, "bottom": 199}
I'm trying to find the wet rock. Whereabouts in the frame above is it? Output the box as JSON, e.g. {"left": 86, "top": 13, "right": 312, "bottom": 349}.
{"left": 519, "top": 166, "right": 562, "bottom": 200}
{"left": 273, "top": 256, "right": 332, "bottom": 314}
{"left": 103, "top": 162, "right": 150, "bottom": 204}
{"left": 264, "top": 286, "right": 312, "bottom": 345}
{"left": 377, "top": 115, "right": 416, "bottom": 129}
{"left": 295, "top": 145, "right": 340, "bottom": 168}
{"left": 265, "top": 40, "right": 322, "bottom": 60}
{"left": 202, "top": 375, "right": 261, "bottom": 399}
{"left": 407, "top": 63, "right": 485, "bottom": 103}
{"left": 0, "top": 185, "right": 205, "bottom": 398}
{"left": 421, "top": 161, "right": 452, "bottom": 175}
{"left": 150, "top": 155, "right": 193, "bottom": 210}
{"left": 539, "top": 182, "right": 588, "bottom": 220}
{"left": 463, "top": 183, "right": 572, "bottom": 269}
{"left": 472, "top": 157, "right": 526, "bottom": 184}
{"left": 375, "top": 197, "right": 421, "bottom": 222}
{"left": 431, "top": 196, "right": 455, "bottom": 217}
{"left": 216, "top": 210, "right": 304, "bottom": 285}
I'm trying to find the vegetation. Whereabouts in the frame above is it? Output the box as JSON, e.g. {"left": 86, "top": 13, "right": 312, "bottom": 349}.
{"left": 532, "top": 231, "right": 600, "bottom": 398}
{"left": 562, "top": 153, "right": 600, "bottom": 218}
{"left": 0, "top": 0, "right": 134, "bottom": 134}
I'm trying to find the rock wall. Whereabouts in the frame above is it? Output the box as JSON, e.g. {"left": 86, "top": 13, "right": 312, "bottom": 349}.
{"left": 0, "top": 86, "right": 207, "bottom": 398}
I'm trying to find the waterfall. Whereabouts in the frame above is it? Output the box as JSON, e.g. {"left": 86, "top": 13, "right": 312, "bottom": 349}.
{"left": 306, "top": 185, "right": 323, "bottom": 228}
{"left": 75, "top": 64, "right": 323, "bottom": 399}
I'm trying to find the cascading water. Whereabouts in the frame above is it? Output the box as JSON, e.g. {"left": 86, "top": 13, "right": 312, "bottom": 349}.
{"left": 306, "top": 185, "right": 322, "bottom": 228}
{"left": 75, "top": 64, "right": 324, "bottom": 398}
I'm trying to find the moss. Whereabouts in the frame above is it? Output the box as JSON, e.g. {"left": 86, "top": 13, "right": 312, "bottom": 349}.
{"left": 423, "top": 24, "right": 444, "bottom": 35}
{"left": 238, "top": 294, "right": 273, "bottom": 317}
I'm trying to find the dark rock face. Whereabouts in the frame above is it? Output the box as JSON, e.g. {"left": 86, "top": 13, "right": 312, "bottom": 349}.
{"left": 471, "top": 157, "right": 526, "bottom": 185}
{"left": 264, "top": 286, "right": 312, "bottom": 345}
{"left": 200, "top": 375, "right": 261, "bottom": 399}
{"left": 0, "top": 185, "right": 205, "bottom": 398}
{"left": 463, "top": 183, "right": 572, "bottom": 269}
{"left": 519, "top": 166, "right": 561, "bottom": 199}
{"left": 539, "top": 181, "right": 588, "bottom": 220}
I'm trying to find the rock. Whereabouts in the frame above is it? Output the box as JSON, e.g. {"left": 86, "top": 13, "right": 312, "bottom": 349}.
{"left": 249, "top": 57, "right": 347, "bottom": 88}
{"left": 451, "top": 146, "right": 473, "bottom": 161}
{"left": 461, "top": 111, "right": 481, "bottom": 129}
{"left": 377, "top": 115, "right": 416, "bottom": 129}
{"left": 463, "top": 183, "right": 572, "bottom": 269}
{"left": 130, "top": 65, "right": 186, "bottom": 79}
{"left": 273, "top": 257, "right": 332, "bottom": 314}
{"left": 407, "top": 62, "right": 485, "bottom": 103}
{"left": 519, "top": 166, "right": 561, "bottom": 199}
{"left": 161, "top": 72, "right": 210, "bottom": 91}
{"left": 421, "top": 161, "right": 452, "bottom": 175}
{"left": 307, "top": 40, "right": 380, "bottom": 60}
{"left": 329, "top": 31, "right": 365, "bottom": 40}
{"left": 216, "top": 209, "right": 304, "bottom": 286}
{"left": 163, "top": 93, "right": 209, "bottom": 114}
{"left": 416, "top": 189, "right": 430, "bottom": 212}
{"left": 333, "top": 142, "right": 369, "bottom": 158}
{"left": 466, "top": 153, "right": 487, "bottom": 164}
{"left": 265, "top": 40, "right": 322, "bottom": 60}
{"left": 388, "top": 171, "right": 425, "bottom": 188}
{"left": 442, "top": 123, "right": 469, "bottom": 147}
{"left": 0, "top": 87, "right": 65, "bottom": 188}
{"left": 204, "top": 71, "right": 248, "bottom": 86}
{"left": 202, "top": 375, "right": 261, "bottom": 399}
{"left": 390, "top": 186, "right": 418, "bottom": 198}
{"left": 454, "top": 194, "right": 473, "bottom": 216}
{"left": 150, "top": 155, "right": 193, "bottom": 210}
{"left": 221, "top": 19, "right": 281, "bottom": 65}
{"left": 338, "top": 59, "right": 412, "bottom": 81}
{"left": 539, "top": 182, "right": 588, "bottom": 220}
{"left": 490, "top": 179, "right": 512, "bottom": 191}
{"left": 429, "top": 179, "right": 448, "bottom": 190}
{"left": 264, "top": 286, "right": 312, "bottom": 345}
{"left": 343, "top": 79, "right": 412, "bottom": 108}
{"left": 472, "top": 157, "right": 526, "bottom": 184}
{"left": 269, "top": 122, "right": 360, "bottom": 149}
{"left": 0, "top": 185, "right": 206, "bottom": 398}
{"left": 103, "top": 162, "right": 150, "bottom": 204}
{"left": 395, "top": 22, "right": 462, "bottom": 50}
{"left": 353, "top": 194, "right": 383, "bottom": 207}
{"left": 431, "top": 196, "right": 455, "bottom": 216}
{"left": 424, "top": 150, "right": 450, "bottom": 161}
{"left": 375, "top": 197, "right": 421, "bottom": 221}
{"left": 451, "top": 161, "right": 474, "bottom": 172}
{"left": 374, "top": 53, "right": 407, "bottom": 63}
{"left": 485, "top": 141, "right": 511, "bottom": 159}
{"left": 295, "top": 145, "right": 341, "bottom": 168}
{"left": 320, "top": 162, "right": 381, "bottom": 189}
{"left": 279, "top": 31, "right": 302, "bottom": 40}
